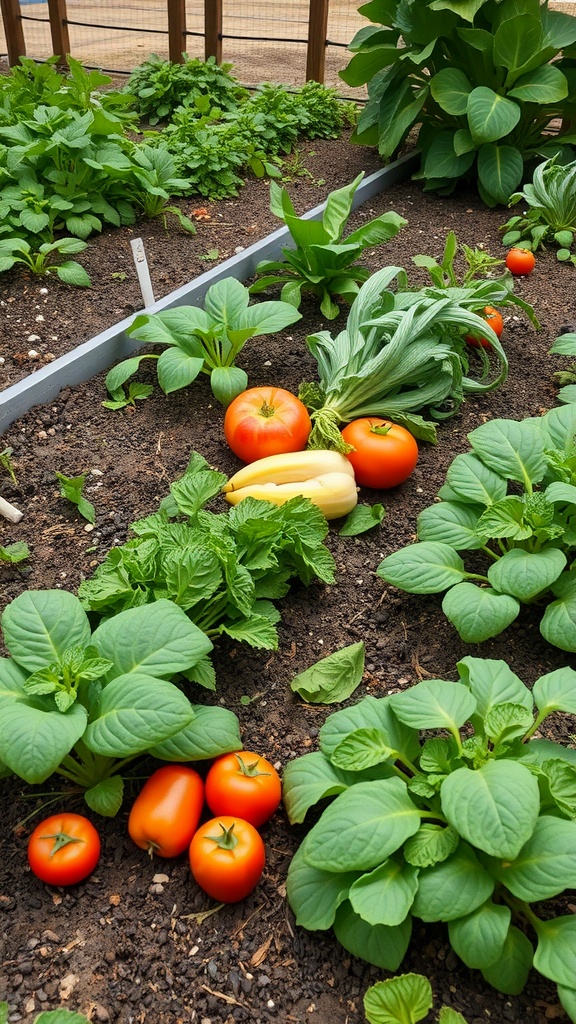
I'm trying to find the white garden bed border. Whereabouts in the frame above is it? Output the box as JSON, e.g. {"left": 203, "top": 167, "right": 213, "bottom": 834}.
{"left": 0, "top": 153, "right": 419, "bottom": 435}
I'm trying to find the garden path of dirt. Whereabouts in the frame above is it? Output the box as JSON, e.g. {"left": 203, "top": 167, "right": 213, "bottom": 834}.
{"left": 1, "top": 132, "right": 575, "bottom": 1024}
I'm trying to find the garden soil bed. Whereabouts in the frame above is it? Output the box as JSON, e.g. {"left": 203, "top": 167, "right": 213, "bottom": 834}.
{"left": 1, "top": 133, "right": 576, "bottom": 1024}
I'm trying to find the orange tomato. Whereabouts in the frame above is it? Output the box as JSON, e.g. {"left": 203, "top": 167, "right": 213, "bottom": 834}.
{"left": 341, "top": 417, "right": 418, "bottom": 489}
{"left": 205, "top": 751, "right": 281, "bottom": 827}
{"left": 465, "top": 305, "right": 504, "bottom": 349}
{"left": 224, "top": 386, "right": 311, "bottom": 463}
{"left": 27, "top": 813, "right": 101, "bottom": 886}
{"left": 505, "top": 247, "right": 535, "bottom": 275}
{"left": 189, "top": 816, "right": 266, "bottom": 902}
{"left": 128, "top": 765, "right": 205, "bottom": 858}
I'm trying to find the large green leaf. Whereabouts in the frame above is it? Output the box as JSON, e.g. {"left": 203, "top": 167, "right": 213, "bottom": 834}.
{"left": 440, "top": 760, "right": 540, "bottom": 858}
{"left": 481, "top": 926, "right": 534, "bottom": 995}
{"left": 494, "top": 815, "right": 576, "bottom": 901}
{"left": 487, "top": 548, "right": 567, "bottom": 601}
{"left": 442, "top": 583, "right": 520, "bottom": 642}
{"left": 389, "top": 678, "right": 476, "bottom": 732}
{"left": 290, "top": 641, "right": 365, "bottom": 704}
{"left": 477, "top": 143, "right": 524, "bottom": 205}
{"left": 377, "top": 542, "right": 467, "bottom": 594}
{"left": 412, "top": 844, "right": 494, "bottom": 922}
{"left": 403, "top": 824, "right": 460, "bottom": 868}
{"left": 0, "top": 698, "right": 87, "bottom": 783}
{"left": 282, "top": 750, "right": 393, "bottom": 824}
{"left": 422, "top": 132, "right": 475, "bottom": 180}
{"left": 156, "top": 346, "right": 205, "bottom": 394}
{"left": 507, "top": 65, "right": 568, "bottom": 103}
{"left": 83, "top": 672, "right": 194, "bottom": 756}
{"left": 493, "top": 14, "right": 542, "bottom": 74}
{"left": 467, "top": 87, "right": 521, "bottom": 144}
{"left": 319, "top": 694, "right": 421, "bottom": 765}
{"left": 417, "top": 501, "right": 486, "bottom": 549}
{"left": 457, "top": 656, "right": 533, "bottom": 719}
{"left": 540, "top": 595, "right": 576, "bottom": 652}
{"left": 349, "top": 856, "right": 418, "bottom": 926}
{"left": 534, "top": 916, "right": 576, "bottom": 987}
{"left": 148, "top": 704, "right": 242, "bottom": 761}
{"left": 304, "top": 777, "right": 420, "bottom": 872}
{"left": 444, "top": 453, "right": 508, "bottom": 506}
{"left": 467, "top": 418, "right": 546, "bottom": 487}
{"left": 91, "top": 599, "right": 212, "bottom": 679}
{"left": 210, "top": 365, "right": 248, "bottom": 405}
{"left": 448, "top": 900, "right": 511, "bottom": 969}
{"left": 430, "top": 68, "right": 471, "bottom": 115}
{"left": 286, "top": 836, "right": 358, "bottom": 930}
{"left": 532, "top": 666, "right": 576, "bottom": 715}
{"left": 1, "top": 590, "right": 91, "bottom": 672}
{"left": 334, "top": 901, "right": 412, "bottom": 971}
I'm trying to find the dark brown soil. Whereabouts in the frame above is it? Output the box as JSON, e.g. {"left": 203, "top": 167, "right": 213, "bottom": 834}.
{"left": 1, "top": 132, "right": 576, "bottom": 1024}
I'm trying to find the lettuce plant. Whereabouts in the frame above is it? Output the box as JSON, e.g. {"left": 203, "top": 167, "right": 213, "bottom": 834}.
{"left": 341, "top": 0, "right": 576, "bottom": 205}
{"left": 501, "top": 153, "right": 576, "bottom": 264}
{"left": 0, "top": 591, "right": 241, "bottom": 816}
{"left": 378, "top": 402, "right": 576, "bottom": 650}
{"left": 112, "top": 277, "right": 301, "bottom": 406}
{"left": 284, "top": 657, "right": 576, "bottom": 1016}
{"left": 250, "top": 173, "right": 406, "bottom": 319}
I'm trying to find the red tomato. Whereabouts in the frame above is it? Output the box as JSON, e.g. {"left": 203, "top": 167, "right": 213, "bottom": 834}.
{"left": 128, "top": 765, "right": 205, "bottom": 858}
{"left": 465, "top": 305, "right": 504, "bottom": 349}
{"left": 27, "top": 813, "right": 100, "bottom": 886}
{"left": 189, "top": 816, "right": 265, "bottom": 902}
{"left": 340, "top": 418, "right": 418, "bottom": 489}
{"left": 505, "top": 247, "right": 535, "bottom": 275}
{"left": 224, "top": 386, "right": 311, "bottom": 463}
{"left": 205, "top": 751, "right": 281, "bottom": 827}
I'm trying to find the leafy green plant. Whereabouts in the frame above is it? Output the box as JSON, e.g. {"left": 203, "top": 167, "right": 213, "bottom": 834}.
{"left": 298, "top": 264, "right": 509, "bottom": 448}
{"left": 0, "top": 590, "right": 241, "bottom": 815}
{"left": 342, "top": 0, "right": 576, "bottom": 205}
{"left": 108, "top": 277, "right": 301, "bottom": 406}
{"left": 0, "top": 236, "right": 91, "bottom": 285}
{"left": 501, "top": 153, "right": 576, "bottom": 264}
{"left": 125, "top": 54, "right": 248, "bottom": 124}
{"left": 293, "top": 80, "right": 357, "bottom": 139}
{"left": 101, "top": 381, "right": 154, "bottom": 410}
{"left": 250, "top": 173, "right": 407, "bottom": 319}
{"left": 378, "top": 402, "right": 576, "bottom": 650}
{"left": 364, "top": 973, "right": 468, "bottom": 1024}
{"left": 0, "top": 447, "right": 17, "bottom": 484}
{"left": 283, "top": 656, "right": 576, "bottom": 1015}
{"left": 0, "top": 542, "right": 29, "bottom": 564}
{"left": 123, "top": 144, "right": 196, "bottom": 231}
{"left": 290, "top": 642, "right": 365, "bottom": 704}
{"left": 77, "top": 451, "right": 336, "bottom": 664}
{"left": 56, "top": 471, "right": 96, "bottom": 524}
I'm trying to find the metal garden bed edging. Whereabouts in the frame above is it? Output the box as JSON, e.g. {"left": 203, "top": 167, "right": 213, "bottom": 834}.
{"left": 0, "top": 152, "right": 419, "bottom": 436}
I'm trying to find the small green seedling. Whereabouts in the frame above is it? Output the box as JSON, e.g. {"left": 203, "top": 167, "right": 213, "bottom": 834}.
{"left": 55, "top": 471, "right": 96, "bottom": 524}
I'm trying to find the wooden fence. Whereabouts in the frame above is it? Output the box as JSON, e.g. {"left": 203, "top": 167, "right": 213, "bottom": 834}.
{"left": 0, "top": 0, "right": 355, "bottom": 88}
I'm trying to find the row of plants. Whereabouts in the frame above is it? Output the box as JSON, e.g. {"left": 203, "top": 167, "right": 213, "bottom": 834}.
{"left": 0, "top": 54, "right": 356, "bottom": 285}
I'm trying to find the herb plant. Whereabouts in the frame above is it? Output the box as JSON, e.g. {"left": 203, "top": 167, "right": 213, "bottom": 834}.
{"left": 501, "top": 153, "right": 576, "bottom": 264}
{"left": 284, "top": 656, "right": 576, "bottom": 1016}
{"left": 298, "top": 264, "right": 509, "bottom": 447}
{"left": 125, "top": 54, "right": 248, "bottom": 124}
{"left": 0, "top": 590, "right": 241, "bottom": 816}
{"left": 78, "top": 451, "right": 336, "bottom": 665}
{"left": 378, "top": 402, "right": 576, "bottom": 650}
{"left": 109, "top": 277, "right": 301, "bottom": 406}
{"left": 342, "top": 0, "right": 576, "bottom": 205}
{"left": 250, "top": 173, "right": 407, "bottom": 319}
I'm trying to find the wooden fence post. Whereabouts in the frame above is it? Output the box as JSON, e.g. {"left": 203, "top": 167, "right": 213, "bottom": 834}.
{"left": 0, "top": 0, "right": 25, "bottom": 65}
{"left": 168, "top": 0, "right": 186, "bottom": 63}
{"left": 306, "top": 0, "right": 329, "bottom": 83}
{"left": 204, "top": 0, "right": 222, "bottom": 63}
{"left": 46, "top": 0, "right": 70, "bottom": 65}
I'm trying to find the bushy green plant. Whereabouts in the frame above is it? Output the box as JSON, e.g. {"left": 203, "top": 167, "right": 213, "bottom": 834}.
{"left": 501, "top": 153, "right": 576, "bottom": 263}
{"left": 0, "top": 589, "right": 241, "bottom": 816}
{"left": 250, "top": 173, "right": 406, "bottom": 319}
{"left": 341, "top": 0, "right": 576, "bottom": 205}
{"left": 378, "top": 401, "right": 576, "bottom": 650}
{"left": 284, "top": 656, "right": 576, "bottom": 1016}
{"left": 294, "top": 80, "right": 357, "bottom": 139}
{"left": 125, "top": 53, "right": 248, "bottom": 124}
{"left": 111, "top": 277, "right": 301, "bottom": 405}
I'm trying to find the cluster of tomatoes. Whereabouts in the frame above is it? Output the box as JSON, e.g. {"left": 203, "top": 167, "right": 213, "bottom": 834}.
{"left": 27, "top": 751, "right": 281, "bottom": 903}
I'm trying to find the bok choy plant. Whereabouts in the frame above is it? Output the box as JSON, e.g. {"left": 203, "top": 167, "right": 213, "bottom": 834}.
{"left": 299, "top": 265, "right": 510, "bottom": 447}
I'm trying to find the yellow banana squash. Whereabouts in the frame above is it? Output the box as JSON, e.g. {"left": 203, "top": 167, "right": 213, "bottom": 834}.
{"left": 222, "top": 451, "right": 358, "bottom": 520}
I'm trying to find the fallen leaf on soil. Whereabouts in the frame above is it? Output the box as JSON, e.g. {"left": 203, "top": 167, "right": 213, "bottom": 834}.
{"left": 250, "top": 934, "right": 272, "bottom": 966}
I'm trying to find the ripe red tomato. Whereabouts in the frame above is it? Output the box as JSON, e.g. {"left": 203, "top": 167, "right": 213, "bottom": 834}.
{"left": 340, "top": 417, "right": 418, "bottom": 489}
{"left": 128, "top": 765, "right": 205, "bottom": 858}
{"left": 465, "top": 305, "right": 504, "bottom": 349}
{"left": 27, "top": 813, "right": 101, "bottom": 886}
{"left": 205, "top": 751, "right": 281, "bottom": 827}
{"left": 224, "top": 386, "right": 311, "bottom": 463}
{"left": 189, "top": 816, "right": 266, "bottom": 902}
{"left": 505, "top": 247, "right": 535, "bottom": 275}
